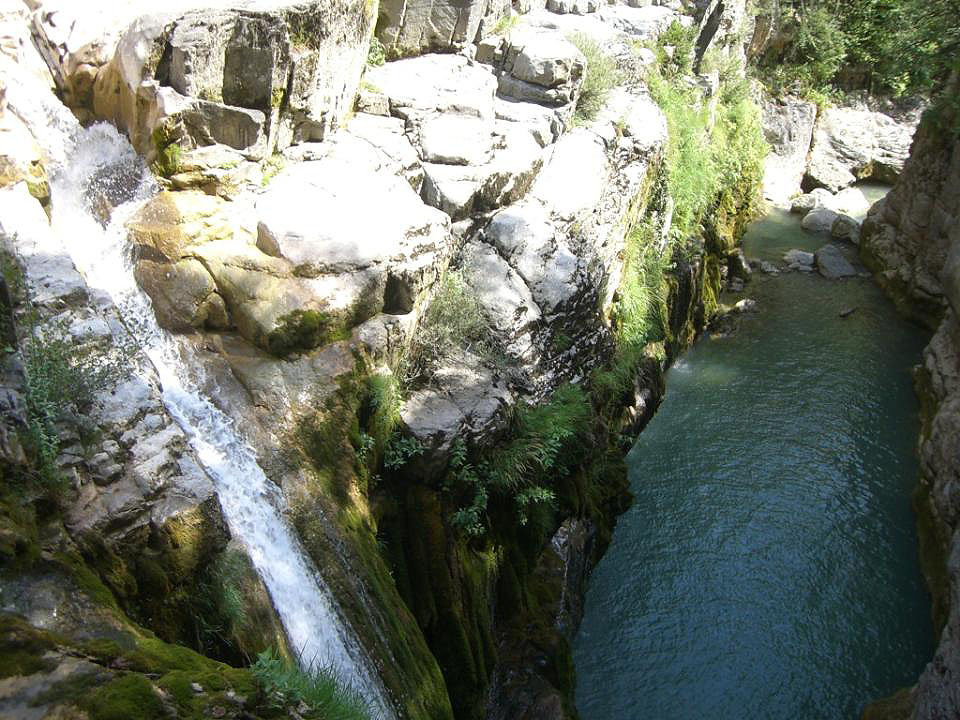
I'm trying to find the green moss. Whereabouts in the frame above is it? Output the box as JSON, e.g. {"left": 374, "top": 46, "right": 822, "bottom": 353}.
{"left": 0, "top": 613, "right": 59, "bottom": 678}
{"left": 82, "top": 674, "right": 166, "bottom": 720}
{"left": 29, "top": 668, "right": 111, "bottom": 707}
{"left": 150, "top": 125, "right": 182, "bottom": 178}
{"left": 266, "top": 309, "right": 341, "bottom": 356}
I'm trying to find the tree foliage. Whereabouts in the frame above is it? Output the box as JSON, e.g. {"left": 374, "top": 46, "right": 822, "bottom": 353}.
{"left": 755, "top": 0, "right": 960, "bottom": 97}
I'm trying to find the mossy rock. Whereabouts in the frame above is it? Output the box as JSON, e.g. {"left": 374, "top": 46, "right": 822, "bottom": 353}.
{"left": 267, "top": 309, "right": 343, "bottom": 357}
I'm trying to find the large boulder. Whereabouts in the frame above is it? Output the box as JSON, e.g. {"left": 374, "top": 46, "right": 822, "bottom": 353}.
{"left": 33, "top": 0, "right": 378, "bottom": 160}
{"left": 477, "top": 27, "right": 586, "bottom": 109}
{"left": 804, "top": 105, "right": 918, "bottom": 192}
{"left": 814, "top": 244, "right": 856, "bottom": 279}
{"left": 801, "top": 206, "right": 839, "bottom": 235}
{"left": 365, "top": 54, "right": 547, "bottom": 220}
{"left": 760, "top": 94, "right": 816, "bottom": 205}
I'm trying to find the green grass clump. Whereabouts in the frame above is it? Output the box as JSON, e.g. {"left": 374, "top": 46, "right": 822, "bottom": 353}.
{"left": 403, "top": 269, "right": 496, "bottom": 384}
{"left": 592, "top": 221, "right": 669, "bottom": 402}
{"left": 644, "top": 45, "right": 767, "bottom": 244}
{"left": 252, "top": 648, "right": 371, "bottom": 720}
{"left": 490, "top": 11, "right": 520, "bottom": 36}
{"left": 568, "top": 32, "right": 620, "bottom": 124}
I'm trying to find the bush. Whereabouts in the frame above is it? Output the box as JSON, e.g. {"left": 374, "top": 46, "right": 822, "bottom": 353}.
{"left": 252, "top": 648, "right": 371, "bottom": 720}
{"left": 366, "top": 37, "right": 386, "bottom": 67}
{"left": 568, "top": 32, "right": 620, "bottom": 124}
{"left": 19, "top": 316, "right": 132, "bottom": 486}
{"left": 448, "top": 384, "right": 592, "bottom": 536}
{"left": 402, "top": 269, "right": 496, "bottom": 384}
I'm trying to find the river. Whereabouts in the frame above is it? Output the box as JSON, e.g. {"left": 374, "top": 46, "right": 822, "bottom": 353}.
{"left": 573, "top": 199, "right": 933, "bottom": 719}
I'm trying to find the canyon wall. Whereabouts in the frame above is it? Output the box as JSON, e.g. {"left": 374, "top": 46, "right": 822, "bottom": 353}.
{"left": 860, "top": 75, "right": 960, "bottom": 720}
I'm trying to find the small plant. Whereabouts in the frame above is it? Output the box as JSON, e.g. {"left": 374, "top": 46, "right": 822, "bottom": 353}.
{"left": 403, "top": 269, "right": 497, "bottom": 384}
{"left": 490, "top": 11, "right": 520, "bottom": 36}
{"left": 383, "top": 434, "right": 424, "bottom": 469}
{"left": 446, "top": 385, "right": 591, "bottom": 536}
{"left": 656, "top": 20, "right": 696, "bottom": 78}
{"left": 252, "top": 648, "right": 371, "bottom": 720}
{"left": 366, "top": 37, "right": 386, "bottom": 67}
{"left": 568, "top": 32, "right": 620, "bottom": 124}
{"left": 19, "top": 316, "right": 134, "bottom": 486}
{"left": 261, "top": 154, "right": 287, "bottom": 187}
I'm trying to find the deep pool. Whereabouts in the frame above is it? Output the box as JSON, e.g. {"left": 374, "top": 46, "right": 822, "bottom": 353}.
{"left": 573, "top": 208, "right": 934, "bottom": 719}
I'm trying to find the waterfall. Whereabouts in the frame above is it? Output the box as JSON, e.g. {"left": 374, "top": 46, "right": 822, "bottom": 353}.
{"left": 43, "top": 123, "right": 395, "bottom": 720}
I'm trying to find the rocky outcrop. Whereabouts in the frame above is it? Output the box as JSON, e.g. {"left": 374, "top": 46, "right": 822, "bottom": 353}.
{"left": 804, "top": 105, "right": 918, "bottom": 193}
{"left": 32, "top": 0, "right": 378, "bottom": 161}
{"left": 760, "top": 93, "right": 816, "bottom": 205}
{"left": 859, "top": 77, "right": 960, "bottom": 720}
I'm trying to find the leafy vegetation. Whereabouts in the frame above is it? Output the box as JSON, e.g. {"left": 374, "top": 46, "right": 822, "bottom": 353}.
{"left": 646, "top": 38, "right": 767, "bottom": 244}
{"left": 18, "top": 314, "right": 132, "bottom": 487}
{"left": 366, "top": 36, "right": 386, "bottom": 67}
{"left": 753, "top": 0, "right": 960, "bottom": 98}
{"left": 568, "top": 32, "right": 620, "bottom": 124}
{"left": 401, "top": 269, "right": 497, "bottom": 385}
{"left": 592, "top": 221, "right": 670, "bottom": 402}
{"left": 252, "top": 648, "right": 371, "bottom": 720}
{"left": 446, "top": 384, "right": 592, "bottom": 537}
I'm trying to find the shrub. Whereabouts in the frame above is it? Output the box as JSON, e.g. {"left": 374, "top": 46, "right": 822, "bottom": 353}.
{"left": 252, "top": 648, "right": 371, "bottom": 720}
{"left": 19, "top": 316, "right": 132, "bottom": 486}
{"left": 568, "top": 32, "right": 620, "bottom": 124}
{"left": 402, "top": 269, "right": 496, "bottom": 384}
{"left": 366, "top": 37, "right": 386, "bottom": 67}
{"left": 448, "top": 384, "right": 592, "bottom": 536}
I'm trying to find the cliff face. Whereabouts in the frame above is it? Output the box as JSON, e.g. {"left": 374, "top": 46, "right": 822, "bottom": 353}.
{"left": 860, "top": 77, "right": 960, "bottom": 720}
{"left": 2, "top": 1, "right": 761, "bottom": 719}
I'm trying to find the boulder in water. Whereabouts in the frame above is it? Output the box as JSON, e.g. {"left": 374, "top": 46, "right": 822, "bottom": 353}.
{"left": 831, "top": 214, "right": 862, "bottom": 244}
{"left": 814, "top": 244, "right": 857, "bottom": 279}
{"left": 801, "top": 207, "right": 839, "bottom": 235}
{"left": 783, "top": 248, "right": 814, "bottom": 266}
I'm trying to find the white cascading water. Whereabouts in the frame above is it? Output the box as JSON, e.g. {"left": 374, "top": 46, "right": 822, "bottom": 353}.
{"left": 44, "top": 123, "right": 395, "bottom": 720}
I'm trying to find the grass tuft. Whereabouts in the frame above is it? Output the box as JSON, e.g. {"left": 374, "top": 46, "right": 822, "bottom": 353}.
{"left": 252, "top": 648, "right": 371, "bottom": 720}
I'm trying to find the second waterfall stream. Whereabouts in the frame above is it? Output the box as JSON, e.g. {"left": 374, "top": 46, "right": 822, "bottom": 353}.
{"left": 46, "top": 121, "right": 396, "bottom": 720}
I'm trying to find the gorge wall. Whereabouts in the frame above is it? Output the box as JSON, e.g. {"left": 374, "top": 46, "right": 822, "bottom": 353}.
{"left": 860, "top": 75, "right": 960, "bottom": 720}
{"left": 0, "top": 0, "right": 764, "bottom": 719}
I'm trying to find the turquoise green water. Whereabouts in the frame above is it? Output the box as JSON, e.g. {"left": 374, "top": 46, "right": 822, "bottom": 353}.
{"left": 573, "top": 210, "right": 933, "bottom": 719}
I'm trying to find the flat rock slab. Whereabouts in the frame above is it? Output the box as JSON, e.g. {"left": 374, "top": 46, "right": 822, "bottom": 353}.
{"left": 783, "top": 248, "right": 814, "bottom": 266}
{"left": 815, "top": 244, "right": 857, "bottom": 279}
{"left": 364, "top": 55, "right": 497, "bottom": 121}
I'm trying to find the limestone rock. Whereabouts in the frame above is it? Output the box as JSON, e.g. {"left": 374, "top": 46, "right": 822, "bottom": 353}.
{"left": 814, "top": 244, "right": 856, "bottom": 279}
{"left": 35, "top": 0, "right": 377, "bottom": 160}
{"left": 478, "top": 27, "right": 586, "bottom": 108}
{"left": 760, "top": 94, "right": 816, "bottom": 205}
{"left": 790, "top": 188, "right": 833, "bottom": 215}
{"left": 830, "top": 214, "right": 861, "bottom": 244}
{"left": 804, "top": 105, "right": 918, "bottom": 192}
{"left": 801, "top": 207, "right": 839, "bottom": 235}
{"left": 376, "top": 0, "right": 510, "bottom": 57}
